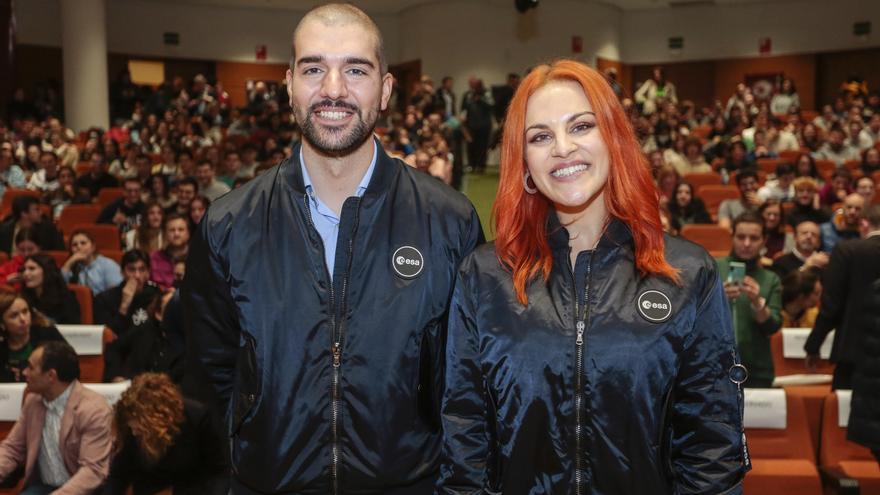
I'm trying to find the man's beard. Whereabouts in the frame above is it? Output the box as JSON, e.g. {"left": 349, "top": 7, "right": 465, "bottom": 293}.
{"left": 296, "top": 99, "right": 377, "bottom": 156}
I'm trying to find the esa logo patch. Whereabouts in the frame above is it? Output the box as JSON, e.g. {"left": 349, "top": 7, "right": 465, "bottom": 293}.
{"left": 392, "top": 246, "right": 424, "bottom": 279}
{"left": 637, "top": 290, "right": 673, "bottom": 323}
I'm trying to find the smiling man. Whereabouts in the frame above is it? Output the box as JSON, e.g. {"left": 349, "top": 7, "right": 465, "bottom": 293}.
{"left": 183, "top": 4, "right": 482, "bottom": 494}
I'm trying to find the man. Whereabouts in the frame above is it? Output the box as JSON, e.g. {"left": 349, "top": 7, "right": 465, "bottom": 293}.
{"left": 94, "top": 249, "right": 161, "bottom": 338}
{"left": 772, "top": 221, "right": 828, "bottom": 278}
{"left": 0, "top": 143, "right": 26, "bottom": 200}
{"left": 460, "top": 78, "right": 492, "bottom": 174}
{"left": 0, "top": 196, "right": 65, "bottom": 255}
{"left": 855, "top": 175, "right": 875, "bottom": 205}
{"left": 194, "top": 160, "right": 230, "bottom": 201}
{"left": 805, "top": 205, "right": 880, "bottom": 390}
{"left": 150, "top": 213, "right": 189, "bottom": 290}
{"left": 433, "top": 76, "right": 456, "bottom": 120}
{"left": 184, "top": 4, "right": 482, "bottom": 493}
{"left": 820, "top": 193, "right": 864, "bottom": 252}
{"left": 97, "top": 177, "right": 145, "bottom": 238}
{"left": 716, "top": 212, "right": 783, "bottom": 388}
{"left": 167, "top": 176, "right": 198, "bottom": 217}
{"left": 718, "top": 169, "right": 761, "bottom": 230}
{"left": 74, "top": 152, "right": 119, "bottom": 199}
{"left": 26, "top": 151, "right": 60, "bottom": 193}
{"left": 757, "top": 162, "right": 795, "bottom": 203}
{"left": 217, "top": 151, "right": 243, "bottom": 188}
{"left": 815, "top": 124, "right": 860, "bottom": 166}
{"left": 0, "top": 341, "right": 112, "bottom": 493}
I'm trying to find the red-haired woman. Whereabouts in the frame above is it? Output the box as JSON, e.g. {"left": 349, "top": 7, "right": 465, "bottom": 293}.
{"left": 438, "top": 60, "right": 748, "bottom": 494}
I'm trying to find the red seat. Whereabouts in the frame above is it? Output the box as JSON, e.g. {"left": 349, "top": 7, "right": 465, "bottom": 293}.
{"left": 68, "top": 283, "right": 93, "bottom": 324}
{"left": 71, "top": 224, "right": 120, "bottom": 251}
{"left": 57, "top": 204, "right": 102, "bottom": 236}
{"left": 0, "top": 189, "right": 41, "bottom": 219}
{"left": 814, "top": 160, "right": 836, "bottom": 182}
{"left": 96, "top": 187, "right": 124, "bottom": 209}
{"left": 696, "top": 185, "right": 739, "bottom": 219}
{"left": 819, "top": 391, "right": 880, "bottom": 492}
{"left": 682, "top": 172, "right": 721, "bottom": 189}
{"left": 680, "top": 224, "right": 732, "bottom": 254}
{"left": 43, "top": 250, "right": 69, "bottom": 270}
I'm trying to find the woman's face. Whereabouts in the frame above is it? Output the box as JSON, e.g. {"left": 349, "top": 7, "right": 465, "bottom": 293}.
{"left": 523, "top": 80, "right": 610, "bottom": 212}
{"left": 70, "top": 234, "right": 95, "bottom": 258}
{"left": 803, "top": 125, "right": 817, "bottom": 139}
{"left": 59, "top": 168, "right": 74, "bottom": 186}
{"left": 2, "top": 298, "right": 31, "bottom": 338}
{"left": 797, "top": 156, "right": 812, "bottom": 176}
{"left": 147, "top": 205, "right": 164, "bottom": 229}
{"left": 151, "top": 176, "right": 165, "bottom": 196}
{"left": 675, "top": 184, "right": 692, "bottom": 206}
{"left": 796, "top": 186, "right": 814, "bottom": 206}
{"left": 762, "top": 204, "right": 781, "bottom": 229}
{"left": 26, "top": 145, "right": 40, "bottom": 163}
{"left": 865, "top": 148, "right": 880, "bottom": 166}
{"left": 190, "top": 200, "right": 207, "bottom": 225}
{"left": 21, "top": 260, "right": 44, "bottom": 290}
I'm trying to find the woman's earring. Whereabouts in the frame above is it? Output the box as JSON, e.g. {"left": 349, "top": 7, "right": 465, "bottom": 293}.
{"left": 523, "top": 171, "right": 538, "bottom": 195}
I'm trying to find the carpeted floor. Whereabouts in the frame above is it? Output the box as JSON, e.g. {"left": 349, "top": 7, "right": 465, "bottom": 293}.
{"left": 460, "top": 166, "right": 499, "bottom": 241}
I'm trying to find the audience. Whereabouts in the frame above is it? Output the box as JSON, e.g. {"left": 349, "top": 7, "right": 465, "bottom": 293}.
{"left": 820, "top": 192, "right": 864, "bottom": 251}
{"left": 758, "top": 200, "right": 793, "bottom": 260}
{"left": 667, "top": 182, "right": 711, "bottom": 226}
{"left": 780, "top": 269, "right": 821, "bottom": 328}
{"left": 123, "top": 202, "right": 164, "bottom": 252}
{"left": 787, "top": 177, "right": 830, "bottom": 228}
{"left": 0, "top": 341, "right": 112, "bottom": 493}
{"left": 97, "top": 178, "right": 145, "bottom": 239}
{"left": 718, "top": 169, "right": 761, "bottom": 230}
{"left": 94, "top": 250, "right": 160, "bottom": 338}
{"left": 772, "top": 220, "right": 828, "bottom": 277}
{"left": 149, "top": 213, "right": 189, "bottom": 290}
{"left": 0, "top": 196, "right": 65, "bottom": 255}
{"left": 21, "top": 254, "right": 81, "bottom": 324}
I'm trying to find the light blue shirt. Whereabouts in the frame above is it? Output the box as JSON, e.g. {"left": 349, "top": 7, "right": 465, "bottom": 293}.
{"left": 0, "top": 165, "right": 27, "bottom": 199}
{"left": 63, "top": 254, "right": 124, "bottom": 295}
{"left": 301, "top": 142, "right": 377, "bottom": 275}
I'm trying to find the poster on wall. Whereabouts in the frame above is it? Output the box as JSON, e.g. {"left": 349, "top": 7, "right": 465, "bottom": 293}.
{"left": 759, "top": 37, "right": 772, "bottom": 55}
{"left": 256, "top": 45, "right": 267, "bottom": 61}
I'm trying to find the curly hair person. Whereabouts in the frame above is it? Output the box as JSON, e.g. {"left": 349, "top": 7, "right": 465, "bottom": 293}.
{"left": 112, "top": 372, "right": 185, "bottom": 463}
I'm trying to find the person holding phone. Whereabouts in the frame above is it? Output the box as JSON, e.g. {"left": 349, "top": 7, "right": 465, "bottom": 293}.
{"left": 716, "top": 212, "right": 783, "bottom": 388}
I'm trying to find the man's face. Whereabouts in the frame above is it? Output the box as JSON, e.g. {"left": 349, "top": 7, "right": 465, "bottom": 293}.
{"left": 178, "top": 184, "right": 196, "bottom": 206}
{"left": 124, "top": 181, "right": 141, "bottom": 206}
{"left": 23, "top": 347, "right": 51, "bottom": 395}
{"left": 795, "top": 222, "right": 820, "bottom": 254}
{"left": 737, "top": 176, "right": 758, "bottom": 198}
{"left": 196, "top": 165, "right": 214, "bottom": 185}
{"left": 90, "top": 154, "right": 106, "bottom": 174}
{"left": 856, "top": 178, "right": 875, "bottom": 203}
{"left": 39, "top": 154, "right": 57, "bottom": 174}
{"left": 123, "top": 260, "right": 150, "bottom": 286}
{"left": 287, "top": 19, "right": 393, "bottom": 155}
{"left": 778, "top": 172, "right": 795, "bottom": 190}
{"left": 165, "top": 219, "right": 190, "bottom": 247}
{"left": 732, "top": 222, "right": 765, "bottom": 261}
{"left": 25, "top": 203, "right": 42, "bottom": 224}
{"left": 843, "top": 195, "right": 865, "bottom": 226}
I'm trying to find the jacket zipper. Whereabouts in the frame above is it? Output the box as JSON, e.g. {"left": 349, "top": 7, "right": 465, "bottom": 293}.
{"left": 572, "top": 250, "right": 594, "bottom": 495}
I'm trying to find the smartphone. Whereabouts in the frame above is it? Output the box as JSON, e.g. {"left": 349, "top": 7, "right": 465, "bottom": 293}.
{"left": 728, "top": 261, "right": 746, "bottom": 286}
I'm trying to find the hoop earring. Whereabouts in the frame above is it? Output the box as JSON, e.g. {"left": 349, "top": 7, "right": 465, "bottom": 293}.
{"left": 523, "top": 171, "right": 538, "bottom": 195}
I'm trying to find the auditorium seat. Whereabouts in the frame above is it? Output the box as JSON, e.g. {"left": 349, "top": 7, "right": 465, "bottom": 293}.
{"left": 57, "top": 204, "right": 102, "bottom": 236}
{"left": 74, "top": 161, "right": 91, "bottom": 177}
{"left": 680, "top": 224, "right": 732, "bottom": 253}
{"left": 690, "top": 124, "right": 712, "bottom": 139}
{"left": 814, "top": 160, "right": 836, "bottom": 182}
{"left": 100, "top": 249, "right": 123, "bottom": 265}
{"left": 757, "top": 158, "right": 782, "bottom": 175}
{"left": 743, "top": 389, "right": 823, "bottom": 495}
{"left": 682, "top": 171, "right": 721, "bottom": 189}
{"left": 72, "top": 224, "right": 120, "bottom": 250}
{"left": 57, "top": 324, "right": 114, "bottom": 383}
{"left": 819, "top": 391, "right": 880, "bottom": 493}
{"left": 44, "top": 250, "right": 69, "bottom": 269}
{"left": 0, "top": 189, "right": 40, "bottom": 219}
{"left": 779, "top": 150, "right": 805, "bottom": 162}
{"left": 68, "top": 283, "right": 93, "bottom": 324}
{"left": 696, "top": 184, "right": 739, "bottom": 219}
{"left": 96, "top": 187, "right": 124, "bottom": 209}
{"left": 771, "top": 330, "right": 835, "bottom": 377}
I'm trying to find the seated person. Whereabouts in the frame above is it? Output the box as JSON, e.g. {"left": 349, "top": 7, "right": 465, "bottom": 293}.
{"left": 61, "top": 230, "right": 123, "bottom": 295}
{"left": 0, "top": 196, "right": 65, "bottom": 256}
{"left": 667, "top": 182, "right": 711, "bottom": 226}
{"left": 787, "top": 176, "right": 830, "bottom": 228}
{"left": 772, "top": 220, "right": 828, "bottom": 278}
{"left": 94, "top": 250, "right": 160, "bottom": 338}
{"left": 718, "top": 169, "right": 762, "bottom": 230}
{"left": 74, "top": 151, "right": 119, "bottom": 199}
{"left": 780, "top": 270, "right": 821, "bottom": 328}
{"left": 757, "top": 162, "right": 796, "bottom": 203}
{"left": 0, "top": 228, "right": 43, "bottom": 290}
{"left": 0, "top": 290, "right": 65, "bottom": 382}
{"left": 96, "top": 177, "right": 145, "bottom": 241}
{"left": 103, "top": 373, "right": 228, "bottom": 494}
{"left": 818, "top": 168, "right": 853, "bottom": 207}
{"left": 150, "top": 214, "right": 189, "bottom": 290}
{"left": 103, "top": 291, "right": 183, "bottom": 383}
{"left": 123, "top": 202, "right": 164, "bottom": 253}
{"left": 820, "top": 193, "right": 864, "bottom": 252}
{"left": 21, "top": 254, "right": 81, "bottom": 324}
{"left": 0, "top": 341, "right": 112, "bottom": 493}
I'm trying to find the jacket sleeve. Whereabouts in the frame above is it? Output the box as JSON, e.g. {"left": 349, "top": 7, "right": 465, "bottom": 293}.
{"left": 805, "top": 243, "right": 848, "bottom": 355}
{"left": 437, "top": 266, "right": 489, "bottom": 494}
{"left": 55, "top": 399, "right": 113, "bottom": 494}
{"left": 0, "top": 398, "right": 30, "bottom": 481}
{"left": 181, "top": 215, "right": 241, "bottom": 416}
{"left": 670, "top": 265, "right": 747, "bottom": 494}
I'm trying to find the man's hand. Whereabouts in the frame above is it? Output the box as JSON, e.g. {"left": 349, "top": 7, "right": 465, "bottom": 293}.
{"left": 740, "top": 275, "right": 762, "bottom": 305}
{"left": 803, "top": 251, "right": 829, "bottom": 270}
{"left": 112, "top": 210, "right": 127, "bottom": 226}
{"left": 118, "top": 278, "right": 141, "bottom": 315}
{"left": 805, "top": 353, "right": 820, "bottom": 372}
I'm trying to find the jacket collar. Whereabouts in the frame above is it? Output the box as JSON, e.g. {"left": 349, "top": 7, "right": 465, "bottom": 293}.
{"left": 281, "top": 137, "right": 398, "bottom": 205}
{"left": 547, "top": 210, "right": 633, "bottom": 255}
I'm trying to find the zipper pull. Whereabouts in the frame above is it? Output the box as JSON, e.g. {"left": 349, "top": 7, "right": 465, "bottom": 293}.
{"left": 332, "top": 343, "right": 342, "bottom": 368}
{"left": 576, "top": 321, "right": 585, "bottom": 345}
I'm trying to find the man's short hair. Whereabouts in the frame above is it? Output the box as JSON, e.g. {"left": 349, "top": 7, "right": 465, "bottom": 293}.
{"left": 735, "top": 169, "right": 758, "bottom": 186}
{"left": 197, "top": 160, "right": 213, "bottom": 169}
{"left": 123, "top": 177, "right": 142, "bottom": 187}
{"left": 781, "top": 270, "right": 819, "bottom": 306}
{"left": 732, "top": 211, "right": 766, "bottom": 236}
{"left": 121, "top": 249, "right": 151, "bottom": 270}
{"left": 37, "top": 341, "right": 80, "bottom": 383}
{"left": 39, "top": 150, "right": 57, "bottom": 162}
{"left": 291, "top": 3, "right": 387, "bottom": 74}
{"left": 775, "top": 163, "right": 794, "bottom": 176}
{"left": 11, "top": 196, "right": 39, "bottom": 220}
{"left": 177, "top": 176, "right": 199, "bottom": 191}
{"left": 863, "top": 204, "right": 880, "bottom": 229}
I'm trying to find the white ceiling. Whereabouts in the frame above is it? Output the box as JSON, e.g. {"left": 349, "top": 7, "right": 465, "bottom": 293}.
{"left": 133, "top": 0, "right": 811, "bottom": 14}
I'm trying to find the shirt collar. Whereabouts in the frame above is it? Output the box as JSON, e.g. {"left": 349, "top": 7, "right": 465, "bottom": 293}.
{"left": 300, "top": 140, "right": 378, "bottom": 201}
{"left": 43, "top": 382, "right": 74, "bottom": 413}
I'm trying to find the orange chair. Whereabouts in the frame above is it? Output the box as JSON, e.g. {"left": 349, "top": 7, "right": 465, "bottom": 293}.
{"left": 68, "top": 283, "right": 93, "bottom": 324}
{"left": 696, "top": 185, "right": 739, "bottom": 219}
{"left": 0, "top": 189, "right": 41, "bottom": 219}
{"left": 757, "top": 158, "right": 782, "bottom": 175}
{"left": 801, "top": 110, "right": 819, "bottom": 122}
{"left": 72, "top": 224, "right": 120, "bottom": 250}
{"left": 96, "top": 187, "right": 124, "bottom": 209}
{"left": 44, "top": 250, "right": 69, "bottom": 269}
{"left": 682, "top": 172, "right": 721, "bottom": 189}
{"left": 779, "top": 149, "right": 807, "bottom": 162}
{"left": 100, "top": 249, "right": 123, "bottom": 265}
{"left": 74, "top": 161, "right": 91, "bottom": 177}
{"left": 819, "top": 391, "right": 880, "bottom": 493}
{"left": 690, "top": 124, "right": 712, "bottom": 140}
{"left": 57, "top": 204, "right": 102, "bottom": 236}
{"left": 743, "top": 391, "right": 823, "bottom": 495}
{"left": 77, "top": 327, "right": 116, "bottom": 383}
{"left": 770, "top": 332, "right": 835, "bottom": 377}
{"left": 814, "top": 160, "right": 837, "bottom": 182}
{"left": 842, "top": 160, "right": 861, "bottom": 173}
{"left": 0, "top": 252, "right": 6, "bottom": 264}
{"left": 680, "top": 224, "right": 732, "bottom": 254}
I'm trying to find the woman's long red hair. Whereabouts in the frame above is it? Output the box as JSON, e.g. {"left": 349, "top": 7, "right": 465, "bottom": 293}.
{"left": 493, "top": 60, "right": 679, "bottom": 305}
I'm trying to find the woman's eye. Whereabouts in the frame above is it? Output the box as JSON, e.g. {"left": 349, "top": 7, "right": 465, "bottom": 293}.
{"left": 529, "top": 134, "right": 550, "bottom": 143}
{"left": 572, "top": 122, "right": 595, "bottom": 133}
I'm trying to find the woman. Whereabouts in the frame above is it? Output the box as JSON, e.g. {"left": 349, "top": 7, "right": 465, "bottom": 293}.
{"left": 787, "top": 177, "right": 830, "bottom": 228}
{"left": 150, "top": 213, "right": 189, "bottom": 290}
{"left": 654, "top": 164, "right": 678, "bottom": 208}
{"left": 667, "top": 182, "right": 711, "bottom": 226}
{"left": 0, "top": 290, "right": 66, "bottom": 382}
{"left": 145, "top": 173, "right": 176, "bottom": 210}
{"left": 770, "top": 78, "right": 800, "bottom": 115}
{"left": 439, "top": 60, "right": 747, "bottom": 494}
{"left": 21, "top": 254, "right": 80, "bottom": 324}
{"left": 0, "top": 228, "right": 43, "bottom": 290}
{"left": 759, "top": 200, "right": 794, "bottom": 260}
{"left": 780, "top": 270, "right": 821, "bottom": 328}
{"left": 103, "top": 373, "right": 228, "bottom": 494}
{"left": 62, "top": 230, "right": 123, "bottom": 294}
{"left": 189, "top": 195, "right": 210, "bottom": 226}
{"left": 818, "top": 168, "right": 853, "bottom": 207}
{"left": 794, "top": 152, "right": 823, "bottom": 184}
{"left": 124, "top": 202, "right": 164, "bottom": 253}
{"left": 861, "top": 146, "right": 880, "bottom": 176}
